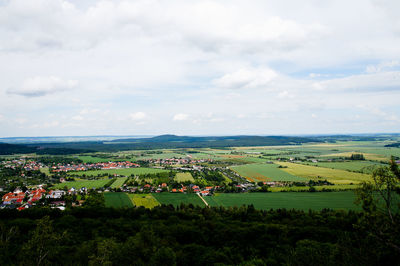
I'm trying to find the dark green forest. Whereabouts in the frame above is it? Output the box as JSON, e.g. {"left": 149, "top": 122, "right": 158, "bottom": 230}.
{"left": 0, "top": 205, "right": 398, "bottom": 266}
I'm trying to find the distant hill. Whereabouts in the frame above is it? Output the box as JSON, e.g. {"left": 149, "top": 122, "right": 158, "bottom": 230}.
{"left": 0, "top": 134, "right": 320, "bottom": 153}
{"left": 0, "top": 143, "right": 93, "bottom": 155}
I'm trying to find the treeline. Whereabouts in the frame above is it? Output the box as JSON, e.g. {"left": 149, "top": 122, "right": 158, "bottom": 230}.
{"left": 0, "top": 143, "right": 93, "bottom": 155}
{"left": 0, "top": 206, "right": 399, "bottom": 265}
{"left": 16, "top": 135, "right": 320, "bottom": 153}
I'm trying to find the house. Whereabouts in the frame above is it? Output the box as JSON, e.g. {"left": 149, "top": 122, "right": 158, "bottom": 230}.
{"left": 46, "top": 190, "right": 65, "bottom": 199}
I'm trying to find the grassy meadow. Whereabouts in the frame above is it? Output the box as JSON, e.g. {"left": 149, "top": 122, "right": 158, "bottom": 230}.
{"left": 175, "top": 172, "right": 194, "bottom": 182}
{"left": 110, "top": 177, "right": 127, "bottom": 188}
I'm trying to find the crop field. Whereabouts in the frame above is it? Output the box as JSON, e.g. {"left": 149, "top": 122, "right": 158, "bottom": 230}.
{"left": 205, "top": 192, "right": 360, "bottom": 210}
{"left": 110, "top": 177, "right": 127, "bottom": 188}
{"left": 175, "top": 172, "right": 194, "bottom": 182}
{"left": 231, "top": 163, "right": 304, "bottom": 182}
{"left": 52, "top": 179, "right": 111, "bottom": 189}
{"left": 276, "top": 162, "right": 371, "bottom": 184}
{"left": 153, "top": 193, "right": 206, "bottom": 207}
{"left": 320, "top": 151, "right": 388, "bottom": 161}
{"left": 299, "top": 161, "right": 383, "bottom": 173}
{"left": 104, "top": 192, "right": 134, "bottom": 208}
{"left": 268, "top": 184, "right": 360, "bottom": 192}
{"left": 76, "top": 155, "right": 119, "bottom": 163}
{"left": 128, "top": 194, "right": 160, "bottom": 208}
{"left": 69, "top": 167, "right": 168, "bottom": 177}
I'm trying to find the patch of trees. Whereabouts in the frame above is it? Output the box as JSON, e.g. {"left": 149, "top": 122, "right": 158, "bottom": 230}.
{"left": 385, "top": 142, "right": 400, "bottom": 148}
{"left": 348, "top": 153, "right": 365, "bottom": 160}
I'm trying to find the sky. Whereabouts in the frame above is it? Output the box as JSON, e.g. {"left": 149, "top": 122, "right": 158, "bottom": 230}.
{"left": 1, "top": 0, "right": 400, "bottom": 137}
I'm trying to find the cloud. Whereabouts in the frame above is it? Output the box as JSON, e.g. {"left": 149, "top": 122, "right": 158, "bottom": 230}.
{"left": 214, "top": 67, "right": 278, "bottom": 90}
{"left": 173, "top": 113, "right": 189, "bottom": 121}
{"left": 366, "top": 60, "right": 400, "bottom": 73}
{"left": 72, "top": 115, "right": 84, "bottom": 121}
{"left": 129, "top": 112, "right": 147, "bottom": 120}
{"left": 7, "top": 76, "right": 78, "bottom": 97}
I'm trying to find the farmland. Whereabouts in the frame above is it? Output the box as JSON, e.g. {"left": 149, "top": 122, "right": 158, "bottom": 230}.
{"left": 276, "top": 162, "right": 372, "bottom": 184}
{"left": 175, "top": 172, "right": 194, "bottom": 182}
{"left": 104, "top": 192, "right": 134, "bottom": 208}
{"left": 299, "top": 161, "right": 384, "bottom": 173}
{"left": 231, "top": 163, "right": 304, "bottom": 182}
{"left": 128, "top": 194, "right": 160, "bottom": 208}
{"left": 52, "top": 179, "right": 111, "bottom": 189}
{"left": 205, "top": 192, "right": 360, "bottom": 211}
{"left": 110, "top": 177, "right": 127, "bottom": 188}
{"left": 68, "top": 167, "right": 168, "bottom": 177}
{"left": 153, "top": 193, "right": 206, "bottom": 207}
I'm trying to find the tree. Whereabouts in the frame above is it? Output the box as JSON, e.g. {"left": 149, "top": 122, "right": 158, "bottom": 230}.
{"left": 355, "top": 157, "right": 400, "bottom": 253}
{"left": 20, "top": 216, "right": 63, "bottom": 266}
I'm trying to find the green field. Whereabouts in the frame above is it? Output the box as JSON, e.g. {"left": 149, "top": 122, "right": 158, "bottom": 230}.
{"left": 300, "top": 161, "right": 383, "bottom": 173}
{"left": 104, "top": 192, "right": 134, "bottom": 208}
{"left": 153, "top": 193, "right": 206, "bottom": 207}
{"left": 110, "top": 177, "right": 127, "bottom": 188}
{"left": 76, "top": 155, "right": 118, "bottom": 163}
{"left": 175, "top": 172, "right": 194, "bottom": 182}
{"left": 231, "top": 163, "right": 304, "bottom": 182}
{"left": 205, "top": 192, "right": 360, "bottom": 210}
{"left": 128, "top": 194, "right": 160, "bottom": 208}
{"left": 268, "top": 184, "right": 360, "bottom": 192}
{"left": 52, "top": 179, "right": 111, "bottom": 189}
{"left": 69, "top": 167, "right": 168, "bottom": 177}
{"left": 276, "top": 162, "right": 372, "bottom": 184}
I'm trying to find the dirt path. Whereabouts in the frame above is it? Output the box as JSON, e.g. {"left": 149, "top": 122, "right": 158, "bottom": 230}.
{"left": 197, "top": 193, "right": 209, "bottom": 207}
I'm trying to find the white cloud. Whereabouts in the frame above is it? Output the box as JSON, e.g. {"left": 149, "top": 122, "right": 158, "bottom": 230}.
{"left": 129, "top": 112, "right": 147, "bottom": 120}
{"left": 173, "top": 113, "right": 189, "bottom": 121}
{"left": 7, "top": 76, "right": 78, "bottom": 97}
{"left": 214, "top": 67, "right": 278, "bottom": 90}
{"left": 72, "top": 115, "right": 84, "bottom": 121}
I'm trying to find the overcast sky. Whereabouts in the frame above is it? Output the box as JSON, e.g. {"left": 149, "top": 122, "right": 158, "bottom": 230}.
{"left": 1, "top": 0, "right": 400, "bottom": 137}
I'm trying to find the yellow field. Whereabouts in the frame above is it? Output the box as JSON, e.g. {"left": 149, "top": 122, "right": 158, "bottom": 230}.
{"left": 276, "top": 162, "right": 372, "bottom": 184}
{"left": 128, "top": 194, "right": 160, "bottom": 208}
{"left": 320, "top": 151, "right": 388, "bottom": 161}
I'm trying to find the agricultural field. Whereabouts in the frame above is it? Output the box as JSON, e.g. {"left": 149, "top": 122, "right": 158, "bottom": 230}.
{"left": 276, "top": 162, "right": 372, "bottom": 184}
{"left": 153, "top": 193, "right": 206, "bottom": 207}
{"left": 175, "top": 172, "right": 194, "bottom": 182}
{"left": 128, "top": 194, "right": 160, "bottom": 208}
{"left": 268, "top": 184, "right": 360, "bottom": 192}
{"left": 110, "top": 177, "right": 128, "bottom": 188}
{"left": 69, "top": 167, "right": 168, "bottom": 177}
{"left": 52, "top": 178, "right": 111, "bottom": 189}
{"left": 231, "top": 163, "right": 304, "bottom": 182}
{"left": 205, "top": 192, "right": 360, "bottom": 211}
{"left": 299, "top": 161, "right": 384, "bottom": 173}
{"left": 104, "top": 192, "right": 134, "bottom": 208}
{"left": 75, "top": 155, "right": 119, "bottom": 163}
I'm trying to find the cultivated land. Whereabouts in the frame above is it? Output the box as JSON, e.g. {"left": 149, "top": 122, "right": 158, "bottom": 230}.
{"left": 175, "top": 172, "right": 194, "bottom": 182}
{"left": 69, "top": 167, "right": 168, "bottom": 177}
{"left": 299, "top": 161, "right": 383, "bottom": 173}
{"left": 52, "top": 179, "right": 111, "bottom": 189}
{"left": 231, "top": 163, "right": 304, "bottom": 182}
{"left": 110, "top": 177, "right": 127, "bottom": 188}
{"left": 153, "top": 193, "right": 206, "bottom": 207}
{"left": 127, "top": 194, "right": 160, "bottom": 208}
{"left": 276, "top": 162, "right": 372, "bottom": 184}
{"left": 104, "top": 192, "right": 134, "bottom": 208}
{"left": 205, "top": 192, "right": 360, "bottom": 211}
